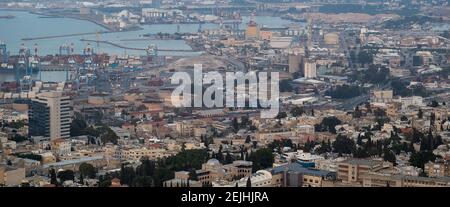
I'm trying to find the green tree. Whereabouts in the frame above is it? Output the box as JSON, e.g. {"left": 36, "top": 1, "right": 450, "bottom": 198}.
{"left": 79, "top": 173, "right": 84, "bottom": 185}
{"left": 315, "top": 116, "right": 342, "bottom": 134}
{"left": 189, "top": 169, "right": 198, "bottom": 181}
{"left": 70, "top": 113, "right": 88, "bottom": 137}
{"left": 225, "top": 152, "right": 234, "bottom": 164}
{"left": 100, "top": 127, "right": 119, "bottom": 145}
{"left": 357, "top": 50, "right": 373, "bottom": 65}
{"left": 290, "top": 106, "right": 305, "bottom": 117}
{"left": 245, "top": 135, "right": 251, "bottom": 144}
{"left": 409, "top": 151, "right": 436, "bottom": 169}
{"left": 12, "top": 134, "right": 28, "bottom": 142}
{"left": 232, "top": 117, "right": 239, "bottom": 132}
{"left": 57, "top": 170, "right": 75, "bottom": 183}
{"left": 332, "top": 134, "right": 356, "bottom": 155}
{"left": 275, "top": 112, "right": 287, "bottom": 119}
{"left": 246, "top": 177, "right": 252, "bottom": 187}
{"left": 248, "top": 148, "right": 274, "bottom": 172}
{"left": 131, "top": 176, "right": 153, "bottom": 187}
{"left": 79, "top": 163, "right": 96, "bottom": 179}
{"left": 383, "top": 150, "right": 396, "bottom": 165}
{"left": 49, "top": 168, "right": 58, "bottom": 186}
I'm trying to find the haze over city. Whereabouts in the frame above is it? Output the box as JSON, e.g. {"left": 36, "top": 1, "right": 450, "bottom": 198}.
{"left": 0, "top": 0, "right": 449, "bottom": 188}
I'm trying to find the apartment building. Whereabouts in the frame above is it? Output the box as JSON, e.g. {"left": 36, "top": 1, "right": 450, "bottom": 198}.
{"left": 337, "top": 158, "right": 386, "bottom": 184}
{"left": 29, "top": 91, "right": 72, "bottom": 140}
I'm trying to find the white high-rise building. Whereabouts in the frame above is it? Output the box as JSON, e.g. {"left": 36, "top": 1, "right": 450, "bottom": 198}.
{"left": 29, "top": 91, "right": 73, "bottom": 140}
{"left": 304, "top": 60, "right": 317, "bottom": 79}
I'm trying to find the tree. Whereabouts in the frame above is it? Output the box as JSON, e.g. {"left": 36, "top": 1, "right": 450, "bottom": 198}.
{"left": 79, "top": 173, "right": 84, "bottom": 185}
{"left": 136, "top": 158, "right": 155, "bottom": 177}
{"left": 6, "top": 120, "right": 26, "bottom": 129}
{"left": 430, "top": 112, "right": 436, "bottom": 126}
{"left": 15, "top": 153, "right": 42, "bottom": 161}
{"left": 248, "top": 148, "right": 274, "bottom": 172}
{"left": 356, "top": 134, "right": 363, "bottom": 146}
{"left": 332, "top": 134, "right": 356, "bottom": 155}
{"left": 57, "top": 170, "right": 75, "bottom": 183}
{"left": 409, "top": 151, "right": 436, "bottom": 169}
{"left": 315, "top": 116, "right": 342, "bottom": 134}
{"left": 79, "top": 163, "right": 96, "bottom": 179}
{"left": 357, "top": 50, "right": 373, "bottom": 65}
{"left": 353, "top": 106, "right": 362, "bottom": 118}
{"left": 268, "top": 139, "right": 294, "bottom": 152}
{"left": 303, "top": 139, "right": 317, "bottom": 153}
{"left": 131, "top": 176, "right": 153, "bottom": 187}
{"left": 418, "top": 108, "right": 423, "bottom": 119}
{"left": 12, "top": 134, "right": 28, "bottom": 142}
{"left": 383, "top": 150, "right": 396, "bottom": 165}
{"left": 430, "top": 100, "right": 439, "bottom": 107}
{"left": 120, "top": 165, "right": 136, "bottom": 186}
{"left": 246, "top": 177, "right": 252, "bottom": 187}
{"left": 240, "top": 116, "right": 250, "bottom": 128}
{"left": 20, "top": 182, "right": 30, "bottom": 187}
{"left": 275, "top": 112, "right": 287, "bottom": 119}
{"left": 49, "top": 168, "right": 58, "bottom": 186}
{"left": 100, "top": 127, "right": 119, "bottom": 145}
{"left": 316, "top": 139, "right": 332, "bottom": 154}
{"left": 216, "top": 145, "right": 224, "bottom": 162}
{"left": 232, "top": 117, "right": 239, "bottom": 132}
{"left": 373, "top": 108, "right": 386, "bottom": 117}
{"left": 290, "top": 106, "right": 305, "bottom": 117}
{"left": 245, "top": 135, "right": 251, "bottom": 144}
{"left": 225, "top": 152, "right": 234, "bottom": 164}
{"left": 189, "top": 169, "right": 198, "bottom": 181}
{"left": 361, "top": 65, "right": 390, "bottom": 84}
{"left": 400, "top": 115, "right": 408, "bottom": 121}
{"left": 70, "top": 113, "right": 88, "bottom": 137}
{"left": 325, "top": 85, "right": 362, "bottom": 99}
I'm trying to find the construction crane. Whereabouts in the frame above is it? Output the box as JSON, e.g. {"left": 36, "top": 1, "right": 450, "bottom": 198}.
{"left": 30, "top": 43, "right": 40, "bottom": 80}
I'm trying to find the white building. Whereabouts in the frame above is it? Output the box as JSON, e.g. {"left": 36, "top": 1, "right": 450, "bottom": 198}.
{"left": 400, "top": 96, "right": 424, "bottom": 111}
{"left": 304, "top": 60, "right": 317, "bottom": 79}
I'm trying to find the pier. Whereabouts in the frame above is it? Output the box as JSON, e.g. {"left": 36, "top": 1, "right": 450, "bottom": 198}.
{"left": 79, "top": 39, "right": 197, "bottom": 52}
{"left": 22, "top": 31, "right": 109, "bottom": 41}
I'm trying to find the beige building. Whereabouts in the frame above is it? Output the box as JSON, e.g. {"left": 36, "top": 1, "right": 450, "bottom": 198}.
{"left": 0, "top": 165, "right": 26, "bottom": 186}
{"left": 188, "top": 159, "right": 253, "bottom": 186}
{"left": 362, "top": 172, "right": 450, "bottom": 187}
{"left": 424, "top": 161, "right": 450, "bottom": 177}
{"left": 288, "top": 54, "right": 303, "bottom": 73}
{"left": 51, "top": 139, "right": 72, "bottom": 156}
{"left": 259, "top": 29, "right": 273, "bottom": 41}
{"left": 270, "top": 162, "right": 337, "bottom": 187}
{"left": 324, "top": 33, "right": 339, "bottom": 45}
{"left": 371, "top": 90, "right": 393, "bottom": 103}
{"left": 245, "top": 20, "right": 259, "bottom": 39}
{"left": 256, "top": 128, "right": 293, "bottom": 144}
{"left": 337, "top": 158, "right": 385, "bottom": 184}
